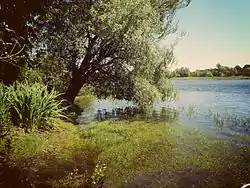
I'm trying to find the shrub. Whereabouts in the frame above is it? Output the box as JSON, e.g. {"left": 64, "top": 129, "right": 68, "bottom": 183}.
{"left": 7, "top": 82, "right": 65, "bottom": 130}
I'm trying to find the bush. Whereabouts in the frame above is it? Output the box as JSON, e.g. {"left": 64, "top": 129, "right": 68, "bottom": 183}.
{"left": 5, "top": 82, "right": 65, "bottom": 131}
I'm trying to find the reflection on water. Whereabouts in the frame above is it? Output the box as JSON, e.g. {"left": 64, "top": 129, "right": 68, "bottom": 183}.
{"left": 78, "top": 105, "right": 250, "bottom": 132}
{"left": 78, "top": 106, "right": 181, "bottom": 124}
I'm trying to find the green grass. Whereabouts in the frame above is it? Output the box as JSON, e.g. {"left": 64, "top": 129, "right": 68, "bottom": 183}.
{"left": 83, "top": 121, "right": 250, "bottom": 187}
{"left": 1, "top": 119, "right": 102, "bottom": 188}
{"left": 1, "top": 120, "right": 250, "bottom": 188}
{"left": 171, "top": 76, "right": 250, "bottom": 80}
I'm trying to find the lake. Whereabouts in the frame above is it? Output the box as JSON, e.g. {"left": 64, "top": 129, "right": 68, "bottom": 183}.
{"left": 78, "top": 80, "right": 250, "bottom": 133}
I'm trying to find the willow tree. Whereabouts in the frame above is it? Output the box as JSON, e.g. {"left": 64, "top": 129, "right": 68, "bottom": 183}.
{"left": 34, "top": 0, "right": 190, "bottom": 108}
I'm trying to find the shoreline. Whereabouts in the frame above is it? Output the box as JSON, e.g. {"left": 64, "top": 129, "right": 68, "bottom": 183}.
{"left": 170, "top": 76, "right": 250, "bottom": 80}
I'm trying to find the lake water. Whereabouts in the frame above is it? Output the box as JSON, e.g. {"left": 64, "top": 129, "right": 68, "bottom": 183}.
{"left": 78, "top": 80, "right": 250, "bottom": 132}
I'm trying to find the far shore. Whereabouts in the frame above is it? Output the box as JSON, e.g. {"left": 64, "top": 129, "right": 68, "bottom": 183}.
{"left": 170, "top": 76, "right": 250, "bottom": 80}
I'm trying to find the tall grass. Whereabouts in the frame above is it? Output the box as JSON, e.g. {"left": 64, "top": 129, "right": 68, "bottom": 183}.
{"left": 1, "top": 82, "right": 65, "bottom": 131}
{"left": 0, "top": 84, "right": 11, "bottom": 137}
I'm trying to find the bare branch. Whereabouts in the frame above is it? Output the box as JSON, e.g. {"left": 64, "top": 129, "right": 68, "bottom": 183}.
{"left": 0, "top": 44, "right": 25, "bottom": 61}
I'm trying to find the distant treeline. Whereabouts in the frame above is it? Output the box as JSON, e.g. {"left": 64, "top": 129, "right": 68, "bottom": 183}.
{"left": 171, "top": 64, "right": 250, "bottom": 77}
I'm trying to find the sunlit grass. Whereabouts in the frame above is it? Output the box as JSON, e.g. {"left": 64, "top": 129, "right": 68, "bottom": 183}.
{"left": 82, "top": 121, "right": 250, "bottom": 187}
{"left": 2, "top": 119, "right": 250, "bottom": 188}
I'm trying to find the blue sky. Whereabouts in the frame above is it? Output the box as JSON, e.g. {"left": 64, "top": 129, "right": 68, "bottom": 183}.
{"left": 170, "top": 0, "right": 250, "bottom": 70}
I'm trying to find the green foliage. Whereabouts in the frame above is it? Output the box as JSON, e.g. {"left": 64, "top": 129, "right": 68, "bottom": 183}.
{"left": 9, "top": 120, "right": 83, "bottom": 161}
{"left": 75, "top": 95, "right": 95, "bottom": 112}
{"left": 186, "top": 104, "right": 197, "bottom": 119}
{"left": 172, "top": 67, "right": 190, "bottom": 77}
{"left": 3, "top": 82, "right": 65, "bottom": 131}
{"left": 209, "top": 110, "right": 250, "bottom": 130}
{"left": 156, "top": 78, "right": 178, "bottom": 100}
{"left": 0, "top": 0, "right": 54, "bottom": 84}
{"left": 75, "top": 85, "right": 96, "bottom": 111}
{"left": 82, "top": 121, "right": 175, "bottom": 187}
{"left": 2, "top": 119, "right": 250, "bottom": 188}
{"left": 52, "top": 162, "right": 106, "bottom": 188}
{"left": 78, "top": 84, "right": 95, "bottom": 96}
{"left": 176, "top": 64, "right": 250, "bottom": 78}
{"left": 18, "top": 67, "right": 44, "bottom": 84}
{"left": 133, "top": 77, "right": 162, "bottom": 110}
{"left": 91, "top": 162, "right": 107, "bottom": 186}
{"left": 205, "top": 71, "right": 213, "bottom": 77}
{"left": 0, "top": 84, "right": 11, "bottom": 136}
{"left": 33, "top": 55, "right": 71, "bottom": 92}
{"left": 5, "top": 119, "right": 103, "bottom": 188}
{"left": 132, "top": 63, "right": 177, "bottom": 109}
{"left": 33, "top": 0, "right": 190, "bottom": 105}
{"left": 82, "top": 121, "right": 250, "bottom": 187}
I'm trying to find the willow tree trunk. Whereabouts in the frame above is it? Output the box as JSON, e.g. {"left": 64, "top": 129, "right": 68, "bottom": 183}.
{"left": 64, "top": 72, "right": 87, "bottom": 104}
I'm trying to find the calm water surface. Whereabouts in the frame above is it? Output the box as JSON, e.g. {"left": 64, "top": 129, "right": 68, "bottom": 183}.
{"left": 170, "top": 80, "right": 250, "bottom": 128}
{"left": 78, "top": 80, "right": 250, "bottom": 131}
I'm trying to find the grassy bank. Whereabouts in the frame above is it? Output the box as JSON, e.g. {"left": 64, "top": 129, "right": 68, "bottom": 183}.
{"left": 171, "top": 76, "right": 250, "bottom": 80}
{"left": 1, "top": 119, "right": 249, "bottom": 188}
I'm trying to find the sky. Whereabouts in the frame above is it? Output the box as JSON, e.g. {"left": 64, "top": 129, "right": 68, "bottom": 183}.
{"left": 168, "top": 0, "right": 250, "bottom": 71}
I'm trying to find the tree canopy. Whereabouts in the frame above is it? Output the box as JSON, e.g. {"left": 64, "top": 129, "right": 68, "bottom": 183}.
{"left": 0, "top": 0, "right": 191, "bottom": 110}
{"left": 31, "top": 0, "right": 190, "bottom": 108}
